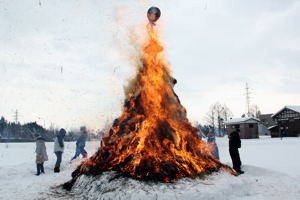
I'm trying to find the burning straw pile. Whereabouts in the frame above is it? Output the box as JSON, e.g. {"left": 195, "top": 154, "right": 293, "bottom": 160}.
{"left": 64, "top": 16, "right": 235, "bottom": 191}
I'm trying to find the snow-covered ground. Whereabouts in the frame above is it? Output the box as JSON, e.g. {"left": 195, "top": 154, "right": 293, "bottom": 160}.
{"left": 218, "top": 136, "right": 300, "bottom": 179}
{"left": 0, "top": 140, "right": 100, "bottom": 200}
{"left": 0, "top": 136, "right": 300, "bottom": 200}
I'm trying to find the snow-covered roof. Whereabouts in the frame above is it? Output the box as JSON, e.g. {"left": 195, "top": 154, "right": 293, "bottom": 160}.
{"left": 272, "top": 105, "right": 300, "bottom": 118}
{"left": 268, "top": 125, "right": 278, "bottom": 130}
{"left": 225, "top": 117, "right": 260, "bottom": 125}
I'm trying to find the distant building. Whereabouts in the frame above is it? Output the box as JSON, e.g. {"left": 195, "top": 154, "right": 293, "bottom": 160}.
{"left": 225, "top": 117, "right": 260, "bottom": 139}
{"left": 259, "top": 114, "right": 276, "bottom": 127}
{"left": 258, "top": 114, "right": 276, "bottom": 135}
{"left": 270, "top": 106, "right": 300, "bottom": 137}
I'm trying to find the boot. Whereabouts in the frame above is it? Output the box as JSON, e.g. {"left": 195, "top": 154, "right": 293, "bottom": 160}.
{"left": 82, "top": 153, "right": 88, "bottom": 159}
{"left": 234, "top": 167, "right": 244, "bottom": 174}
{"left": 36, "top": 164, "right": 41, "bottom": 176}
{"left": 54, "top": 166, "right": 60, "bottom": 173}
{"left": 41, "top": 163, "right": 45, "bottom": 174}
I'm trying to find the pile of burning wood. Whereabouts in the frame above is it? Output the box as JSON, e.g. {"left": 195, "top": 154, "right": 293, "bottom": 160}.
{"left": 64, "top": 7, "right": 235, "bottom": 191}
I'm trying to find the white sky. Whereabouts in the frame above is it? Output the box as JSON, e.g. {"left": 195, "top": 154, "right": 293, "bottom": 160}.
{"left": 0, "top": 0, "right": 299, "bottom": 130}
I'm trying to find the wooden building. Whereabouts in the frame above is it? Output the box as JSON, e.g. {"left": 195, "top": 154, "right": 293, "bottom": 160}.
{"left": 270, "top": 106, "right": 300, "bottom": 137}
{"left": 225, "top": 117, "right": 260, "bottom": 139}
{"left": 258, "top": 114, "right": 276, "bottom": 135}
{"left": 259, "top": 114, "right": 276, "bottom": 127}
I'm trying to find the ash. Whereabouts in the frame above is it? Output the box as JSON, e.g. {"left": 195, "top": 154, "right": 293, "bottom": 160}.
{"left": 66, "top": 165, "right": 300, "bottom": 200}
{"left": 71, "top": 171, "right": 224, "bottom": 200}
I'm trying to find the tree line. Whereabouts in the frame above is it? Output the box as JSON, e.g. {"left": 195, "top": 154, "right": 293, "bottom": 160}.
{"left": 0, "top": 116, "right": 100, "bottom": 142}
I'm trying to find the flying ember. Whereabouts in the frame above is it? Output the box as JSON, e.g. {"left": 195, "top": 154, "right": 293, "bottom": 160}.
{"left": 63, "top": 7, "right": 236, "bottom": 191}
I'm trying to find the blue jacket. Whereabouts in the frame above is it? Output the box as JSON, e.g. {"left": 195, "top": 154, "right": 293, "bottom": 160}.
{"left": 207, "top": 136, "right": 220, "bottom": 160}
{"left": 76, "top": 135, "right": 87, "bottom": 148}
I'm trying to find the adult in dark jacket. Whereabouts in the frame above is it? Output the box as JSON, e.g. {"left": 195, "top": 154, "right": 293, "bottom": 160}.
{"left": 34, "top": 133, "right": 48, "bottom": 176}
{"left": 71, "top": 131, "right": 88, "bottom": 161}
{"left": 229, "top": 128, "right": 244, "bottom": 174}
{"left": 54, "top": 128, "right": 66, "bottom": 173}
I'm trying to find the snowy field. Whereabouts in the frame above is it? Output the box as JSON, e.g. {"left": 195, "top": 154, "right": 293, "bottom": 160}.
{"left": 0, "top": 136, "right": 300, "bottom": 200}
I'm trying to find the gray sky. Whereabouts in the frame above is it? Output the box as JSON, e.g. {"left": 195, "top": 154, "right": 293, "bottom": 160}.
{"left": 0, "top": 0, "right": 299, "bottom": 130}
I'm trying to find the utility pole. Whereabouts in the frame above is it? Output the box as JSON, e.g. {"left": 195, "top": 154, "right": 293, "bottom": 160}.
{"left": 13, "top": 109, "right": 19, "bottom": 124}
{"left": 245, "top": 83, "right": 251, "bottom": 117}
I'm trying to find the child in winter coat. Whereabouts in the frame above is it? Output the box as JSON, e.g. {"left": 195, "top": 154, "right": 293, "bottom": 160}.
{"left": 207, "top": 132, "right": 220, "bottom": 160}
{"left": 71, "top": 130, "right": 88, "bottom": 161}
{"left": 34, "top": 133, "right": 48, "bottom": 176}
{"left": 54, "top": 128, "right": 66, "bottom": 173}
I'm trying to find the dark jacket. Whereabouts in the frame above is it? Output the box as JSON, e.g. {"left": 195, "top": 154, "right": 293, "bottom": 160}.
{"left": 54, "top": 129, "right": 65, "bottom": 153}
{"left": 57, "top": 133, "right": 64, "bottom": 148}
{"left": 76, "top": 135, "right": 87, "bottom": 148}
{"left": 229, "top": 131, "right": 241, "bottom": 149}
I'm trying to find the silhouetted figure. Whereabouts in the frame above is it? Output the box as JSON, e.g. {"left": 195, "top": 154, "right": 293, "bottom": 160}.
{"left": 54, "top": 128, "right": 66, "bottom": 173}
{"left": 34, "top": 133, "right": 48, "bottom": 176}
{"left": 71, "top": 131, "right": 88, "bottom": 161}
{"left": 229, "top": 128, "right": 244, "bottom": 174}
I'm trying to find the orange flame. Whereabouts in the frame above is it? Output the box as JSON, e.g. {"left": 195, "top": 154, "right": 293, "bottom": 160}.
{"left": 66, "top": 24, "right": 236, "bottom": 188}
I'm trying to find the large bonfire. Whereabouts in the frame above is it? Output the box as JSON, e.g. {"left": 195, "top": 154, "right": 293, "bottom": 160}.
{"left": 64, "top": 15, "right": 235, "bottom": 190}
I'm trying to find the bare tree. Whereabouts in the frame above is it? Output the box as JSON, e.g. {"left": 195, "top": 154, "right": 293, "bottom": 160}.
{"left": 204, "top": 103, "right": 218, "bottom": 131}
{"left": 249, "top": 104, "right": 261, "bottom": 118}
{"left": 222, "top": 104, "right": 233, "bottom": 121}
{"left": 204, "top": 102, "right": 233, "bottom": 136}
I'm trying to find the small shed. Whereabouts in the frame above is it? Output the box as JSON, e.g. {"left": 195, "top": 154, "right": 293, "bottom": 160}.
{"left": 268, "top": 125, "right": 279, "bottom": 137}
{"left": 225, "top": 117, "right": 260, "bottom": 139}
{"left": 271, "top": 106, "right": 300, "bottom": 137}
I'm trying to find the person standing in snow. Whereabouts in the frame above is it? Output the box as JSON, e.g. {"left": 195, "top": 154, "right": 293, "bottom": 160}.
{"left": 207, "top": 132, "right": 220, "bottom": 160}
{"left": 34, "top": 133, "right": 48, "bottom": 176}
{"left": 71, "top": 130, "right": 88, "bottom": 161}
{"left": 229, "top": 128, "right": 244, "bottom": 174}
{"left": 54, "top": 128, "right": 66, "bottom": 173}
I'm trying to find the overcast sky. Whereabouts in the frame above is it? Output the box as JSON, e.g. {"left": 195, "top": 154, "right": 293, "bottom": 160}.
{"left": 0, "top": 0, "right": 299, "bottom": 130}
